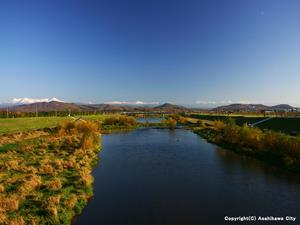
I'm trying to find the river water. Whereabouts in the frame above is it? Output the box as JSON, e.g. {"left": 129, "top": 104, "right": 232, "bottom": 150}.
{"left": 137, "top": 117, "right": 163, "bottom": 123}
{"left": 73, "top": 128, "right": 300, "bottom": 225}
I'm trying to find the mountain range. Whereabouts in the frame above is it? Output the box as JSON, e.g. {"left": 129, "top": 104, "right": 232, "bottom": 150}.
{"left": 0, "top": 100, "right": 298, "bottom": 113}
{"left": 0, "top": 101, "right": 189, "bottom": 113}
{"left": 212, "top": 104, "right": 298, "bottom": 112}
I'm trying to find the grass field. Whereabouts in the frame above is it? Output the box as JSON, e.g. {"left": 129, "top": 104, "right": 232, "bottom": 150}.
{"left": 0, "top": 115, "right": 109, "bottom": 135}
{"left": 191, "top": 114, "right": 300, "bottom": 134}
{"left": 0, "top": 120, "right": 101, "bottom": 224}
{"left": 255, "top": 117, "right": 300, "bottom": 134}
{"left": 0, "top": 114, "right": 139, "bottom": 224}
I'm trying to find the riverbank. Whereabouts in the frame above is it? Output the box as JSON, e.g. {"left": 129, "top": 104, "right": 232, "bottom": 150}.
{"left": 0, "top": 121, "right": 101, "bottom": 224}
{"left": 193, "top": 120, "right": 300, "bottom": 173}
{"left": 0, "top": 114, "right": 149, "bottom": 224}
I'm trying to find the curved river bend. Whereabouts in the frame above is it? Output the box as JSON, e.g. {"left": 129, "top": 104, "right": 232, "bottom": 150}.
{"left": 74, "top": 128, "right": 300, "bottom": 225}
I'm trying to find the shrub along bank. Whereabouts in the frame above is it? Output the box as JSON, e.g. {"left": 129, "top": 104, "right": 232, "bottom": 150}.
{"left": 101, "top": 115, "right": 138, "bottom": 132}
{"left": 194, "top": 120, "right": 300, "bottom": 173}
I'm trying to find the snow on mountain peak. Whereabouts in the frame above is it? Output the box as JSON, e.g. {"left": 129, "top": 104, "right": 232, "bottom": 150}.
{"left": 11, "top": 97, "right": 64, "bottom": 105}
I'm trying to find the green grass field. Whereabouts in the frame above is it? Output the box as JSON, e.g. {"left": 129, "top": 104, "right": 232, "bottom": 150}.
{"left": 255, "top": 118, "right": 300, "bottom": 134}
{"left": 0, "top": 115, "right": 109, "bottom": 135}
{"left": 191, "top": 114, "right": 300, "bottom": 134}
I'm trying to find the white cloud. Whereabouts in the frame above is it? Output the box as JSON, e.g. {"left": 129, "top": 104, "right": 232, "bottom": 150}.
{"left": 11, "top": 97, "right": 64, "bottom": 105}
{"left": 105, "top": 100, "right": 159, "bottom": 105}
{"left": 195, "top": 100, "right": 218, "bottom": 105}
{"left": 195, "top": 100, "right": 252, "bottom": 105}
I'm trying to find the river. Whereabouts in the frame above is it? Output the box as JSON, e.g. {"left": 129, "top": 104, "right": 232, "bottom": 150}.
{"left": 73, "top": 128, "right": 300, "bottom": 225}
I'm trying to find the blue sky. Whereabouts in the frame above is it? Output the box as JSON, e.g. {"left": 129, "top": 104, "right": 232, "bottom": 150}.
{"left": 0, "top": 0, "right": 300, "bottom": 106}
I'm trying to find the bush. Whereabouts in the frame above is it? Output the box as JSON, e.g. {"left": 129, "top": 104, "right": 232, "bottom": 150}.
{"left": 58, "top": 121, "right": 99, "bottom": 137}
{"left": 103, "top": 116, "right": 137, "bottom": 127}
{"left": 213, "top": 120, "right": 225, "bottom": 130}
{"left": 162, "top": 118, "right": 177, "bottom": 129}
{"left": 202, "top": 121, "right": 300, "bottom": 170}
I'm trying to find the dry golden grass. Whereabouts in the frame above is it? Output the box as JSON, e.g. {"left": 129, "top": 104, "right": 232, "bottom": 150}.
{"left": 46, "top": 206, "right": 58, "bottom": 217}
{"left": 0, "top": 197, "right": 19, "bottom": 212}
{"left": 79, "top": 168, "right": 94, "bottom": 186}
{"left": 0, "top": 184, "right": 4, "bottom": 193}
{"left": 17, "top": 165, "right": 37, "bottom": 174}
{"left": 0, "top": 212, "right": 6, "bottom": 223}
{"left": 48, "top": 195, "right": 61, "bottom": 205}
{"left": 9, "top": 216, "right": 25, "bottom": 225}
{"left": 18, "top": 175, "right": 42, "bottom": 195}
{"left": 6, "top": 160, "right": 19, "bottom": 170}
{"left": 39, "top": 164, "right": 55, "bottom": 175}
{"left": 64, "top": 194, "right": 77, "bottom": 209}
{"left": 53, "top": 159, "right": 64, "bottom": 171}
{"left": 80, "top": 134, "right": 95, "bottom": 150}
{"left": 58, "top": 120, "right": 99, "bottom": 136}
{"left": 46, "top": 178, "right": 62, "bottom": 191}
{"left": 0, "top": 131, "right": 48, "bottom": 147}
{"left": 213, "top": 120, "right": 226, "bottom": 130}
{"left": 0, "top": 119, "right": 102, "bottom": 224}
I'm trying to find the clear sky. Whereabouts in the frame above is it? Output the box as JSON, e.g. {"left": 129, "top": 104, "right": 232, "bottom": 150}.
{"left": 1, "top": 0, "right": 300, "bottom": 106}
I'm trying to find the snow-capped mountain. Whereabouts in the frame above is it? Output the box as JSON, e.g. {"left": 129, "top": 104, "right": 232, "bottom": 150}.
{"left": 11, "top": 97, "right": 64, "bottom": 105}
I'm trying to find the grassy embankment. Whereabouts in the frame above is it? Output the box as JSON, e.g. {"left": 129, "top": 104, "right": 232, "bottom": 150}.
{"left": 190, "top": 114, "right": 300, "bottom": 134}
{"left": 0, "top": 115, "right": 114, "bottom": 136}
{"left": 193, "top": 119, "right": 300, "bottom": 173}
{"left": 0, "top": 120, "right": 100, "bottom": 224}
{"left": 0, "top": 114, "right": 138, "bottom": 225}
{"left": 0, "top": 114, "right": 139, "bottom": 135}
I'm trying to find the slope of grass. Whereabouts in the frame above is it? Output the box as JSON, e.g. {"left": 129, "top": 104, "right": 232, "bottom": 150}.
{"left": 256, "top": 117, "right": 300, "bottom": 134}
{"left": 0, "top": 117, "right": 70, "bottom": 135}
{"left": 190, "top": 114, "right": 300, "bottom": 134}
{"left": 0, "top": 121, "right": 101, "bottom": 224}
{"left": 0, "top": 115, "right": 110, "bottom": 135}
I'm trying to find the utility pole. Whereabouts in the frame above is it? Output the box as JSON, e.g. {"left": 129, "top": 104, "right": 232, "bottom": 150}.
{"left": 36, "top": 105, "right": 38, "bottom": 117}
{"left": 6, "top": 107, "right": 9, "bottom": 118}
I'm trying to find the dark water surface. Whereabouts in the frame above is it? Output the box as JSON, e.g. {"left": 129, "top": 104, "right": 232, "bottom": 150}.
{"left": 73, "top": 129, "right": 300, "bottom": 225}
{"left": 137, "top": 117, "right": 163, "bottom": 123}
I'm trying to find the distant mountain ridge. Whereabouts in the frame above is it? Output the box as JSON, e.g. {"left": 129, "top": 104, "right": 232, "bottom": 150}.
{"left": 1, "top": 101, "right": 189, "bottom": 113}
{"left": 212, "top": 103, "right": 298, "bottom": 112}
{"left": 8, "top": 101, "right": 80, "bottom": 113}
{"left": 154, "top": 103, "right": 187, "bottom": 112}
{"left": 1, "top": 100, "right": 298, "bottom": 114}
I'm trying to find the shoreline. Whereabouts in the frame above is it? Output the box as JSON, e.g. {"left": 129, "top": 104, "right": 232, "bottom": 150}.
{"left": 193, "top": 127, "right": 300, "bottom": 174}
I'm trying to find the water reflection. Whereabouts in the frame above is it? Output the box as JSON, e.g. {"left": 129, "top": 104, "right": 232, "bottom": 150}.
{"left": 214, "top": 145, "right": 300, "bottom": 185}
